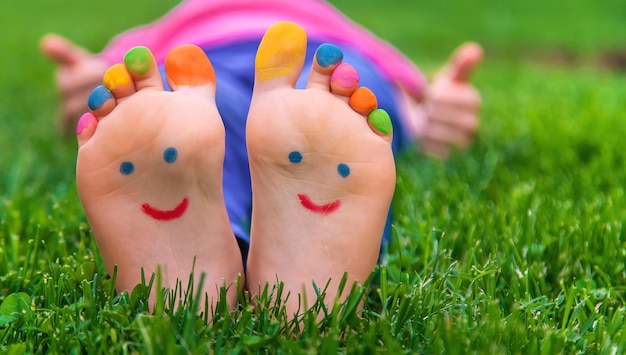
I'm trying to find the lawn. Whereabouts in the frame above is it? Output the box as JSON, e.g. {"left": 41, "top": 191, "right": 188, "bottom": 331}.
{"left": 1, "top": 0, "right": 625, "bottom": 353}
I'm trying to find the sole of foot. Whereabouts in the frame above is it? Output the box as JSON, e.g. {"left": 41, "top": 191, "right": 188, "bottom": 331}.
{"left": 76, "top": 44, "right": 243, "bottom": 311}
{"left": 245, "top": 22, "right": 396, "bottom": 317}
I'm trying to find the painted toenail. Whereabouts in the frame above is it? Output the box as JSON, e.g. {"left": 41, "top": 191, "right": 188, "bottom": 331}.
{"left": 165, "top": 45, "right": 216, "bottom": 87}
{"left": 316, "top": 44, "right": 343, "bottom": 68}
{"left": 255, "top": 22, "right": 307, "bottom": 81}
{"left": 88, "top": 85, "right": 114, "bottom": 111}
{"left": 163, "top": 147, "right": 178, "bottom": 164}
{"left": 104, "top": 64, "right": 131, "bottom": 91}
{"left": 368, "top": 109, "right": 393, "bottom": 135}
{"left": 119, "top": 161, "right": 135, "bottom": 175}
{"left": 289, "top": 151, "right": 303, "bottom": 163}
{"left": 124, "top": 46, "right": 153, "bottom": 75}
{"left": 337, "top": 163, "right": 350, "bottom": 178}
{"left": 350, "top": 87, "right": 378, "bottom": 114}
{"left": 76, "top": 112, "right": 95, "bottom": 135}
{"left": 331, "top": 64, "right": 358, "bottom": 88}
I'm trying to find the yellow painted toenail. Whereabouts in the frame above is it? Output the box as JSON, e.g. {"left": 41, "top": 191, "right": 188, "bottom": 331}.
{"left": 255, "top": 22, "right": 306, "bottom": 81}
{"left": 103, "top": 64, "right": 131, "bottom": 91}
{"left": 350, "top": 87, "right": 378, "bottom": 115}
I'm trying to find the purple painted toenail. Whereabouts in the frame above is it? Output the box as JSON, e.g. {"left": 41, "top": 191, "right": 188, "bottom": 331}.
{"left": 76, "top": 112, "right": 95, "bottom": 135}
{"left": 368, "top": 109, "right": 393, "bottom": 135}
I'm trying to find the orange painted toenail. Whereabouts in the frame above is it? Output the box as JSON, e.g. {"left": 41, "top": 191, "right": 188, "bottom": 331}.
{"left": 349, "top": 87, "right": 378, "bottom": 115}
{"left": 165, "top": 44, "right": 216, "bottom": 87}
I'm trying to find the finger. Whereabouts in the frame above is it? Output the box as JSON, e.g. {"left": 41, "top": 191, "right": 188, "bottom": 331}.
{"left": 423, "top": 121, "right": 475, "bottom": 149}
{"left": 429, "top": 83, "right": 481, "bottom": 111}
{"left": 441, "top": 42, "right": 484, "bottom": 83}
{"left": 421, "top": 140, "right": 451, "bottom": 160}
{"left": 40, "top": 34, "right": 89, "bottom": 66}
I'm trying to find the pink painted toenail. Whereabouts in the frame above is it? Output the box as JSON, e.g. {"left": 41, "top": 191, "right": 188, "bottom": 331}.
{"left": 76, "top": 112, "right": 96, "bottom": 135}
{"left": 330, "top": 64, "right": 359, "bottom": 89}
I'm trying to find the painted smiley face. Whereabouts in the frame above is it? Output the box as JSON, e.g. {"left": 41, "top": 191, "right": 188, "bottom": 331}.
{"left": 119, "top": 146, "right": 188, "bottom": 221}
{"left": 289, "top": 150, "right": 350, "bottom": 215}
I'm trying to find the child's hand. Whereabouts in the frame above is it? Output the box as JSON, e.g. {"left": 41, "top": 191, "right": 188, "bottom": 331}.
{"left": 418, "top": 42, "right": 483, "bottom": 158}
{"left": 41, "top": 34, "right": 109, "bottom": 134}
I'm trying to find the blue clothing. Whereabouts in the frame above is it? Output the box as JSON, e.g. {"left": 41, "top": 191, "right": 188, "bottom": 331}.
{"left": 160, "top": 39, "right": 411, "bottom": 263}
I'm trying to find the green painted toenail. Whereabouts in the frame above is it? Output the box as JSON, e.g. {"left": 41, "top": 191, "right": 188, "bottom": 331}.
{"left": 124, "top": 46, "right": 153, "bottom": 75}
{"left": 368, "top": 109, "right": 392, "bottom": 135}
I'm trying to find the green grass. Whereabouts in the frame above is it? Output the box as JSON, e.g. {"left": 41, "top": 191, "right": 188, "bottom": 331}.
{"left": 1, "top": 0, "right": 626, "bottom": 353}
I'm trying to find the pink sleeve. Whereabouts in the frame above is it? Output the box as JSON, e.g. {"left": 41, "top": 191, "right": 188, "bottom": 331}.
{"left": 98, "top": 0, "right": 427, "bottom": 97}
{"left": 98, "top": 0, "right": 210, "bottom": 64}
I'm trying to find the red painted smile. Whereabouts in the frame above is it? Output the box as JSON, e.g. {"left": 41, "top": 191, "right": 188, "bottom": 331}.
{"left": 298, "top": 194, "right": 340, "bottom": 215}
{"left": 141, "top": 197, "right": 189, "bottom": 221}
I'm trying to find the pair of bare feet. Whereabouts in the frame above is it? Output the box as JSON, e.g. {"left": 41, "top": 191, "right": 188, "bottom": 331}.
{"left": 73, "top": 22, "right": 396, "bottom": 316}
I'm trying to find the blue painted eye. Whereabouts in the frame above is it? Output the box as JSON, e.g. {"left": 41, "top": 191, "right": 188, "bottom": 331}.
{"left": 120, "top": 161, "right": 134, "bottom": 175}
{"left": 163, "top": 147, "right": 178, "bottom": 164}
{"left": 289, "top": 151, "right": 302, "bottom": 163}
{"left": 338, "top": 163, "right": 350, "bottom": 178}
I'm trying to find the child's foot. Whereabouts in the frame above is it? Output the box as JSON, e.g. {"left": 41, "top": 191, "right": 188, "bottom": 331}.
{"left": 246, "top": 22, "right": 396, "bottom": 316}
{"left": 76, "top": 45, "right": 243, "bottom": 308}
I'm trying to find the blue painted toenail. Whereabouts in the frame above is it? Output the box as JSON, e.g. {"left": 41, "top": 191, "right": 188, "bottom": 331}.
{"left": 120, "top": 161, "right": 134, "bottom": 175}
{"left": 88, "top": 85, "right": 114, "bottom": 111}
{"left": 289, "top": 151, "right": 303, "bottom": 163}
{"left": 316, "top": 44, "right": 343, "bottom": 68}
{"left": 338, "top": 163, "right": 350, "bottom": 178}
{"left": 163, "top": 147, "right": 178, "bottom": 164}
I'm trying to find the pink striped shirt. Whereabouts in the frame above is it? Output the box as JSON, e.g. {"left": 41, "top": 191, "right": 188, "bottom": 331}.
{"left": 99, "top": 0, "right": 426, "bottom": 97}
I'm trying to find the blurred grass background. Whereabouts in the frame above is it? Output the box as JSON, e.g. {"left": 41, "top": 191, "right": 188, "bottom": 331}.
{"left": 0, "top": 0, "right": 625, "bottom": 352}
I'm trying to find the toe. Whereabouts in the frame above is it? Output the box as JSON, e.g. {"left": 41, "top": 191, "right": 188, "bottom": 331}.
{"left": 87, "top": 85, "right": 116, "bottom": 118}
{"left": 368, "top": 109, "right": 393, "bottom": 142}
{"left": 254, "top": 21, "right": 307, "bottom": 90}
{"left": 330, "top": 63, "right": 359, "bottom": 98}
{"left": 123, "top": 46, "right": 164, "bottom": 91}
{"left": 165, "top": 44, "right": 216, "bottom": 95}
{"left": 306, "top": 43, "right": 343, "bottom": 90}
{"left": 103, "top": 63, "right": 135, "bottom": 99}
{"left": 349, "top": 86, "right": 378, "bottom": 116}
{"left": 76, "top": 112, "right": 98, "bottom": 146}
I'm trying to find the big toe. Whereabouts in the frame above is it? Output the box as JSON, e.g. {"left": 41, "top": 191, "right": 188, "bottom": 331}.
{"left": 164, "top": 44, "right": 217, "bottom": 98}
{"left": 254, "top": 21, "right": 307, "bottom": 90}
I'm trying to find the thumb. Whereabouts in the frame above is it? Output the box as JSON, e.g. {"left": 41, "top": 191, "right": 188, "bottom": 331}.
{"left": 40, "top": 34, "right": 90, "bottom": 66}
{"left": 440, "top": 42, "right": 484, "bottom": 83}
